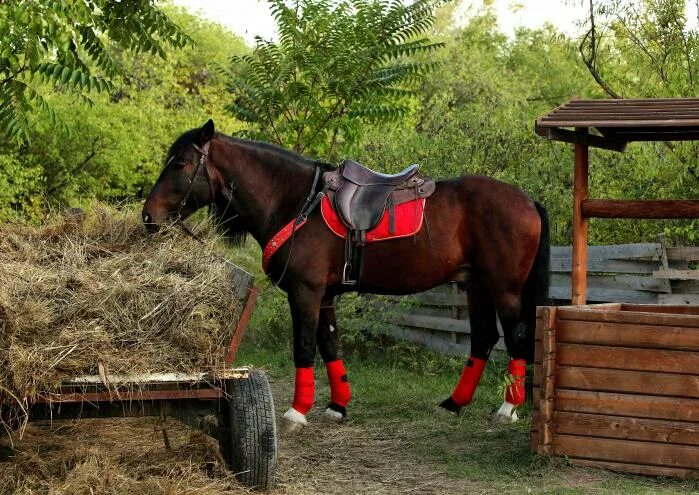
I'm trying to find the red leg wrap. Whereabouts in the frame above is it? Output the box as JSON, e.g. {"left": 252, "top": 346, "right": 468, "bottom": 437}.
{"left": 326, "top": 359, "right": 351, "bottom": 407}
{"left": 292, "top": 367, "right": 315, "bottom": 415}
{"left": 505, "top": 358, "right": 526, "bottom": 406}
{"left": 451, "top": 356, "right": 487, "bottom": 406}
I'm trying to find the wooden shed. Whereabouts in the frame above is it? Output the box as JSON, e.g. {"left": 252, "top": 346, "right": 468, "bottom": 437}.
{"left": 531, "top": 98, "right": 699, "bottom": 478}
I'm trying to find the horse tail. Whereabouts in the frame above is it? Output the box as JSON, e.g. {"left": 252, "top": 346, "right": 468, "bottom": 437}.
{"left": 520, "top": 201, "right": 550, "bottom": 360}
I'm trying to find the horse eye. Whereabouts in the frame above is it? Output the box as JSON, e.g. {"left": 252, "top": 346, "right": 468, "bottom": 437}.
{"left": 172, "top": 161, "right": 188, "bottom": 169}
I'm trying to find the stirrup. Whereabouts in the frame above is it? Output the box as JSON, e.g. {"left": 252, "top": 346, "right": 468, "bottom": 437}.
{"left": 342, "top": 262, "right": 357, "bottom": 285}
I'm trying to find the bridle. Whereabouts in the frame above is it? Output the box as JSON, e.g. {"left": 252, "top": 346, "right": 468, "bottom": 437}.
{"left": 173, "top": 140, "right": 234, "bottom": 242}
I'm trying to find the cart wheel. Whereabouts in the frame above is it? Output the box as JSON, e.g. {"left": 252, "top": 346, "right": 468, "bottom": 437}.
{"left": 220, "top": 369, "right": 277, "bottom": 490}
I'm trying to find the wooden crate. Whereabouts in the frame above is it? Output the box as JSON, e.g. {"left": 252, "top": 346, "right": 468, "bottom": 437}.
{"left": 531, "top": 304, "right": 699, "bottom": 479}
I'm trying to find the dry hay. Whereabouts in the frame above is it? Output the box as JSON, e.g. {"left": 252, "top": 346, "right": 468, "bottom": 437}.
{"left": 0, "top": 418, "right": 249, "bottom": 495}
{"left": 0, "top": 203, "right": 242, "bottom": 427}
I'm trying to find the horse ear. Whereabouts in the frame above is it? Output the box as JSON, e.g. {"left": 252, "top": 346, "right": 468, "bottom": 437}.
{"left": 199, "top": 119, "right": 215, "bottom": 144}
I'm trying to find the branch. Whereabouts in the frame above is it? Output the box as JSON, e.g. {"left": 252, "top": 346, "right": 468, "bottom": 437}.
{"left": 579, "top": 0, "right": 622, "bottom": 99}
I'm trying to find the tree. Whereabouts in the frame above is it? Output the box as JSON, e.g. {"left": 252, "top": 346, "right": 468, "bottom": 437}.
{"left": 225, "top": 0, "right": 446, "bottom": 159}
{"left": 0, "top": 6, "right": 248, "bottom": 221}
{"left": 0, "top": 0, "right": 190, "bottom": 144}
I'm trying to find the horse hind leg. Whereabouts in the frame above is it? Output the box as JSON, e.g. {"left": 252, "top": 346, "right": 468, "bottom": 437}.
{"left": 439, "top": 285, "right": 499, "bottom": 415}
{"left": 493, "top": 292, "right": 532, "bottom": 424}
{"left": 317, "top": 299, "right": 351, "bottom": 422}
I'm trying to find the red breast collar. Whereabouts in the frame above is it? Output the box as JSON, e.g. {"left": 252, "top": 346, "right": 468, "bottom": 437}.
{"left": 261, "top": 218, "right": 309, "bottom": 273}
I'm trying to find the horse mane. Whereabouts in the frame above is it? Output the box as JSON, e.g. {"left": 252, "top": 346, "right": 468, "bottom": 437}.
{"left": 165, "top": 129, "right": 335, "bottom": 244}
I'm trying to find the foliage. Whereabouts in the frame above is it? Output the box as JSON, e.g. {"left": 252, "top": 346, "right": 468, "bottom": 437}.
{"left": 225, "top": 0, "right": 446, "bottom": 159}
{"left": 0, "top": 6, "right": 248, "bottom": 221}
{"left": 0, "top": 0, "right": 190, "bottom": 145}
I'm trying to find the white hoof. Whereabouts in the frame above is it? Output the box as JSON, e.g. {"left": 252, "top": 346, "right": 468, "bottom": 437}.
{"left": 282, "top": 408, "right": 307, "bottom": 433}
{"left": 493, "top": 401, "right": 519, "bottom": 424}
{"left": 323, "top": 407, "right": 344, "bottom": 422}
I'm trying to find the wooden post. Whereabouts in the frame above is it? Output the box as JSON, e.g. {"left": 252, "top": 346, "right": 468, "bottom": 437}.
{"left": 572, "top": 128, "right": 589, "bottom": 305}
{"left": 538, "top": 306, "right": 557, "bottom": 456}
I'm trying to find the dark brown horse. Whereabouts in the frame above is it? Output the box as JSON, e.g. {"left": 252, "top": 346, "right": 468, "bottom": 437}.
{"left": 143, "top": 120, "right": 549, "bottom": 430}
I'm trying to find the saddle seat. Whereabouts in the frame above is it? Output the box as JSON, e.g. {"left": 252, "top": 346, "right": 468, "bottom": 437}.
{"left": 324, "top": 159, "right": 435, "bottom": 235}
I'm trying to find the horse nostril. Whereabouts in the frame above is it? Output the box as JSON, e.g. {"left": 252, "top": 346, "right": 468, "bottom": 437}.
{"left": 143, "top": 213, "right": 151, "bottom": 224}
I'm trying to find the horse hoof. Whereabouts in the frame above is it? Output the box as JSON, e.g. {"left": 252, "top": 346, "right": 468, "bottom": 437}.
{"left": 322, "top": 402, "right": 347, "bottom": 423}
{"left": 323, "top": 407, "right": 345, "bottom": 422}
{"left": 492, "top": 402, "right": 519, "bottom": 424}
{"left": 438, "top": 397, "right": 460, "bottom": 416}
{"left": 282, "top": 408, "right": 307, "bottom": 433}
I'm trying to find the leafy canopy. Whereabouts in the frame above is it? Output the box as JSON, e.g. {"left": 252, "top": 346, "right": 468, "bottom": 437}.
{"left": 225, "top": 0, "right": 447, "bottom": 158}
{"left": 0, "top": 0, "right": 190, "bottom": 144}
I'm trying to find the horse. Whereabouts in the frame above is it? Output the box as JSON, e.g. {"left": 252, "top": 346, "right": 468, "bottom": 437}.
{"left": 142, "top": 119, "right": 550, "bottom": 430}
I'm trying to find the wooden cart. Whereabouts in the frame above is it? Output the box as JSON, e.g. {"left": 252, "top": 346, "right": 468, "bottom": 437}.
{"left": 23, "top": 264, "right": 277, "bottom": 490}
{"left": 531, "top": 98, "right": 699, "bottom": 479}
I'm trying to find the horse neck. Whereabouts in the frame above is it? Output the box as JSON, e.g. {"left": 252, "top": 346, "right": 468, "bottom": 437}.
{"left": 212, "top": 137, "right": 316, "bottom": 246}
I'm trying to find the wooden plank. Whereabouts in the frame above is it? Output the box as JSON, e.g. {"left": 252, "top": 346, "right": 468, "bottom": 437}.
{"left": 556, "top": 389, "right": 699, "bottom": 422}
{"left": 572, "top": 134, "right": 589, "bottom": 305}
{"left": 550, "top": 257, "right": 659, "bottom": 274}
{"left": 552, "top": 273, "right": 671, "bottom": 293}
{"left": 551, "top": 243, "right": 661, "bottom": 260}
{"left": 553, "top": 411, "right": 699, "bottom": 445}
{"left": 556, "top": 305, "right": 699, "bottom": 328}
{"left": 554, "top": 435, "right": 699, "bottom": 469}
{"left": 658, "top": 294, "right": 699, "bottom": 305}
{"left": 411, "top": 291, "right": 470, "bottom": 307}
{"left": 380, "top": 325, "right": 471, "bottom": 356}
{"left": 557, "top": 343, "right": 699, "bottom": 375}
{"left": 570, "top": 459, "right": 698, "bottom": 479}
{"left": 549, "top": 286, "right": 658, "bottom": 304}
{"left": 556, "top": 366, "right": 699, "bottom": 398}
{"left": 385, "top": 313, "right": 472, "bottom": 334}
{"left": 556, "top": 319, "right": 699, "bottom": 351}
{"left": 654, "top": 269, "right": 699, "bottom": 280}
{"left": 668, "top": 247, "right": 699, "bottom": 262}
{"left": 620, "top": 304, "right": 699, "bottom": 315}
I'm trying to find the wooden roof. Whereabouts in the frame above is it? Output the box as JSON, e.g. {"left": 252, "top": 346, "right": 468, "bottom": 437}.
{"left": 535, "top": 98, "right": 699, "bottom": 151}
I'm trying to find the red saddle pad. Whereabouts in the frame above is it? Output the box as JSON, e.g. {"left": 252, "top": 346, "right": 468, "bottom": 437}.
{"left": 320, "top": 195, "right": 426, "bottom": 242}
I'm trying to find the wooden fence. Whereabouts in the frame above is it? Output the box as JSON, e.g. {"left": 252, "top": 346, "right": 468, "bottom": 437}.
{"left": 376, "top": 240, "right": 699, "bottom": 355}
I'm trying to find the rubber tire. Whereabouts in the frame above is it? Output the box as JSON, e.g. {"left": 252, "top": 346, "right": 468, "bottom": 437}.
{"left": 220, "top": 369, "right": 277, "bottom": 491}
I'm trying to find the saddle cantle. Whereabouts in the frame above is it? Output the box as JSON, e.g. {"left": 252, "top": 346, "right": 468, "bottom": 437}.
{"left": 323, "top": 159, "right": 436, "bottom": 284}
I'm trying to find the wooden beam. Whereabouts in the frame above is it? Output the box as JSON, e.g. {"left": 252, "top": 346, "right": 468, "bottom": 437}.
{"left": 535, "top": 125, "right": 627, "bottom": 151}
{"left": 581, "top": 199, "right": 699, "bottom": 219}
{"left": 572, "top": 128, "right": 589, "bottom": 305}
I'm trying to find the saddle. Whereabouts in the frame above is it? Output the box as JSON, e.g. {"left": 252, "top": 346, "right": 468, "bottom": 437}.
{"left": 323, "top": 159, "right": 435, "bottom": 284}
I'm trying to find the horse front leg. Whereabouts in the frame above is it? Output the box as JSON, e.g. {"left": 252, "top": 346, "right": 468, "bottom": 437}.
{"left": 317, "top": 298, "right": 351, "bottom": 422}
{"left": 283, "top": 283, "right": 323, "bottom": 432}
{"left": 439, "top": 285, "right": 499, "bottom": 415}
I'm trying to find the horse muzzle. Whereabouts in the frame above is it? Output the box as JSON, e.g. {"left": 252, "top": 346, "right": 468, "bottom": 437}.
{"left": 142, "top": 210, "right": 161, "bottom": 233}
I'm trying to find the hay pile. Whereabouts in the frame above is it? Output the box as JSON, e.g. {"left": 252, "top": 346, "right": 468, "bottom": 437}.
{"left": 0, "top": 203, "right": 242, "bottom": 421}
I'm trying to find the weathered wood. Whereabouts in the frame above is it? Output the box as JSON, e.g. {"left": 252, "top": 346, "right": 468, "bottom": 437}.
{"left": 554, "top": 435, "right": 699, "bottom": 469}
{"left": 552, "top": 272, "right": 671, "bottom": 293}
{"left": 658, "top": 294, "right": 699, "bottom": 305}
{"left": 582, "top": 199, "right": 699, "bottom": 219}
{"left": 385, "top": 313, "right": 471, "bottom": 334}
{"left": 667, "top": 246, "right": 699, "bottom": 262}
{"left": 570, "top": 459, "right": 699, "bottom": 479}
{"left": 549, "top": 286, "right": 658, "bottom": 304}
{"left": 553, "top": 411, "right": 699, "bottom": 445}
{"left": 556, "top": 319, "right": 699, "bottom": 351}
{"left": 557, "top": 343, "right": 699, "bottom": 374}
{"left": 551, "top": 243, "right": 662, "bottom": 260}
{"left": 380, "top": 325, "right": 471, "bottom": 355}
{"left": 550, "top": 257, "right": 659, "bottom": 274}
{"left": 556, "top": 389, "right": 699, "bottom": 422}
{"left": 654, "top": 269, "right": 699, "bottom": 280}
{"left": 556, "top": 366, "right": 699, "bottom": 398}
{"left": 556, "top": 305, "right": 699, "bottom": 328}
{"left": 572, "top": 133, "right": 589, "bottom": 305}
